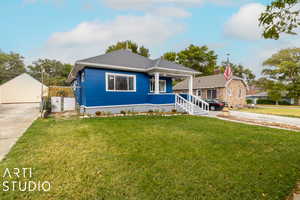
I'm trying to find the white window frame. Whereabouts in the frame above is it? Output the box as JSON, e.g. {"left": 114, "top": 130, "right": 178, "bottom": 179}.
{"left": 196, "top": 89, "right": 202, "bottom": 97}
{"left": 207, "top": 89, "right": 217, "bottom": 99}
{"left": 238, "top": 88, "right": 243, "bottom": 98}
{"left": 227, "top": 88, "right": 232, "bottom": 97}
{"left": 81, "top": 72, "right": 85, "bottom": 82}
{"left": 149, "top": 79, "right": 166, "bottom": 93}
{"left": 72, "top": 80, "right": 77, "bottom": 91}
{"left": 105, "top": 72, "right": 136, "bottom": 92}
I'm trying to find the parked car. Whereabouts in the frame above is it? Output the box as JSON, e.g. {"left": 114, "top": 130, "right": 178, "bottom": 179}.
{"left": 205, "top": 99, "right": 225, "bottom": 111}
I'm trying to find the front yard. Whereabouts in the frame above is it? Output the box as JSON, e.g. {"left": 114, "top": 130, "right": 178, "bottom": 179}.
{"left": 240, "top": 107, "right": 300, "bottom": 118}
{"left": 1, "top": 116, "right": 300, "bottom": 200}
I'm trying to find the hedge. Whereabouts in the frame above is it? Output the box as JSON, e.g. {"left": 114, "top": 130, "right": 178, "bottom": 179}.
{"left": 256, "top": 99, "right": 291, "bottom": 105}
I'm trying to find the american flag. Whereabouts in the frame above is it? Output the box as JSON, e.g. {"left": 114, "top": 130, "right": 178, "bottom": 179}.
{"left": 224, "top": 63, "right": 233, "bottom": 81}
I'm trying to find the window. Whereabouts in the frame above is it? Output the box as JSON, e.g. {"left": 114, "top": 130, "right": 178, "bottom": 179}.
{"left": 207, "top": 89, "right": 217, "bottom": 99}
{"left": 197, "top": 90, "right": 202, "bottom": 97}
{"left": 238, "top": 88, "right": 243, "bottom": 98}
{"left": 81, "top": 72, "right": 85, "bottom": 82}
{"left": 227, "top": 88, "right": 232, "bottom": 97}
{"left": 150, "top": 79, "right": 166, "bottom": 93}
{"left": 106, "top": 73, "right": 136, "bottom": 92}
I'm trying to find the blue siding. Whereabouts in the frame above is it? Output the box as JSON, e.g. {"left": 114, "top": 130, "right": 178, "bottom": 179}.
{"left": 77, "top": 67, "right": 174, "bottom": 106}
{"left": 148, "top": 94, "right": 175, "bottom": 104}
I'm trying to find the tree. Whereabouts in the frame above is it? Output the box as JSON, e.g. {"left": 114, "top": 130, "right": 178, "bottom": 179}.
{"left": 259, "top": 0, "right": 300, "bottom": 39}
{"left": 163, "top": 45, "right": 218, "bottom": 76}
{"left": 262, "top": 48, "right": 300, "bottom": 103}
{"left": 106, "top": 40, "right": 150, "bottom": 57}
{"left": 27, "top": 59, "right": 72, "bottom": 86}
{"left": 163, "top": 52, "right": 177, "bottom": 62}
{"left": 0, "top": 51, "right": 26, "bottom": 84}
{"left": 218, "top": 62, "right": 256, "bottom": 84}
{"left": 266, "top": 81, "right": 286, "bottom": 105}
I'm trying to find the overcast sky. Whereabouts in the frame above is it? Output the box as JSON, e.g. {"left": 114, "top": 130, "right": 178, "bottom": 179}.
{"left": 1, "top": 0, "right": 299, "bottom": 76}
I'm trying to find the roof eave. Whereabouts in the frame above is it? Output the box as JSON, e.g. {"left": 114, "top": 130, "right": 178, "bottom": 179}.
{"left": 67, "top": 61, "right": 200, "bottom": 82}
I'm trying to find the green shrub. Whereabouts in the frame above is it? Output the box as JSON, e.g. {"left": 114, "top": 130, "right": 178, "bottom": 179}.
{"left": 95, "top": 111, "right": 102, "bottom": 116}
{"left": 279, "top": 100, "right": 291, "bottom": 105}
{"left": 148, "top": 109, "right": 154, "bottom": 113}
{"left": 257, "top": 99, "right": 276, "bottom": 105}
{"left": 246, "top": 99, "right": 253, "bottom": 104}
{"left": 256, "top": 99, "right": 291, "bottom": 105}
{"left": 120, "top": 110, "right": 126, "bottom": 115}
{"left": 171, "top": 109, "right": 177, "bottom": 113}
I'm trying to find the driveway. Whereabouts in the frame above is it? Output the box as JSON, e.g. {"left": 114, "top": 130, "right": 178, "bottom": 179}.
{"left": 0, "top": 103, "right": 40, "bottom": 161}
{"left": 229, "top": 111, "right": 300, "bottom": 128}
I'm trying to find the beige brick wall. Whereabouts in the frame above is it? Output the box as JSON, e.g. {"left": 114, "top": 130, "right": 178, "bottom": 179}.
{"left": 225, "top": 80, "right": 247, "bottom": 108}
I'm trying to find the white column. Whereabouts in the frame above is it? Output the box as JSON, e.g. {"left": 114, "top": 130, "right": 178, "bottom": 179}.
{"left": 154, "top": 72, "right": 160, "bottom": 94}
{"left": 188, "top": 75, "right": 193, "bottom": 96}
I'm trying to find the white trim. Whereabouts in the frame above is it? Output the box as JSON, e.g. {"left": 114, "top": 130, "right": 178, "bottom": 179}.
{"left": 68, "top": 61, "right": 200, "bottom": 83}
{"left": 227, "top": 88, "right": 232, "bottom": 97}
{"left": 150, "top": 78, "right": 166, "bottom": 93}
{"left": 105, "top": 72, "right": 136, "bottom": 92}
{"left": 148, "top": 93, "right": 174, "bottom": 95}
{"left": 207, "top": 89, "right": 217, "bottom": 99}
{"left": 154, "top": 72, "right": 160, "bottom": 94}
{"left": 82, "top": 103, "right": 174, "bottom": 109}
{"left": 77, "top": 62, "right": 146, "bottom": 72}
{"left": 147, "top": 67, "right": 199, "bottom": 74}
{"left": 188, "top": 75, "right": 193, "bottom": 96}
{"left": 81, "top": 71, "right": 85, "bottom": 82}
{"left": 238, "top": 88, "right": 243, "bottom": 98}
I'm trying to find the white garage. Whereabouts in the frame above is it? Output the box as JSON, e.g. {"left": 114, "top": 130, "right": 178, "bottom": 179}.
{"left": 0, "top": 73, "right": 48, "bottom": 104}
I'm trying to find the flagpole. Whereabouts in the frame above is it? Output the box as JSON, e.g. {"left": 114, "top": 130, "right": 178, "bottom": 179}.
{"left": 225, "top": 53, "right": 230, "bottom": 107}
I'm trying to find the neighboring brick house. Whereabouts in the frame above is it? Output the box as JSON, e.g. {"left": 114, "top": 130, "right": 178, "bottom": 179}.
{"left": 173, "top": 74, "right": 248, "bottom": 108}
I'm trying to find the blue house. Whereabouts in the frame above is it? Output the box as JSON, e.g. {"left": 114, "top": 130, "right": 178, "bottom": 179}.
{"left": 67, "top": 49, "right": 209, "bottom": 115}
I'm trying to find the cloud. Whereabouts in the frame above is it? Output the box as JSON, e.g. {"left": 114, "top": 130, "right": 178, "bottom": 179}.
{"left": 152, "top": 7, "right": 191, "bottom": 18}
{"left": 36, "top": 14, "right": 185, "bottom": 63}
{"left": 224, "top": 3, "right": 265, "bottom": 40}
{"left": 102, "top": 0, "right": 244, "bottom": 10}
{"left": 103, "top": 0, "right": 203, "bottom": 10}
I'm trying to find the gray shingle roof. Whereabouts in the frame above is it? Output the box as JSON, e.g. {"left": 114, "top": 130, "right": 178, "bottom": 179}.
{"left": 77, "top": 49, "right": 197, "bottom": 73}
{"left": 68, "top": 49, "right": 199, "bottom": 82}
{"left": 173, "top": 74, "right": 244, "bottom": 90}
{"left": 152, "top": 58, "right": 196, "bottom": 72}
{"left": 78, "top": 49, "right": 152, "bottom": 70}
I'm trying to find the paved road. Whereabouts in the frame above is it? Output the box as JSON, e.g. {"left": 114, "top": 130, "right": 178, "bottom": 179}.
{"left": 230, "top": 111, "right": 300, "bottom": 128}
{"left": 0, "top": 103, "right": 39, "bottom": 161}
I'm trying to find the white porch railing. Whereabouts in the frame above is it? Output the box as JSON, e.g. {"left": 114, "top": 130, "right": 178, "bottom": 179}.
{"left": 175, "top": 94, "right": 209, "bottom": 115}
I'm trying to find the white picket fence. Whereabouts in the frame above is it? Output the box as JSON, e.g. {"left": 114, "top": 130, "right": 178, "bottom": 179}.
{"left": 51, "top": 97, "right": 75, "bottom": 112}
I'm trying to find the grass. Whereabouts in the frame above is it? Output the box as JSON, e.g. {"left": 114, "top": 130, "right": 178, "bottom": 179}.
{"left": 240, "top": 107, "right": 300, "bottom": 118}
{"left": 1, "top": 116, "right": 300, "bottom": 200}
{"left": 257, "top": 105, "right": 300, "bottom": 108}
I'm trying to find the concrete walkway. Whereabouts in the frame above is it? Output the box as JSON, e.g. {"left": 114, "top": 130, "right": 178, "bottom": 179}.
{"left": 0, "top": 103, "right": 39, "bottom": 161}
{"left": 229, "top": 111, "right": 300, "bottom": 128}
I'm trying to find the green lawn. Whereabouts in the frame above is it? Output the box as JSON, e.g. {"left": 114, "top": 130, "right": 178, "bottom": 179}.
{"left": 1, "top": 116, "right": 300, "bottom": 200}
{"left": 240, "top": 107, "right": 300, "bottom": 118}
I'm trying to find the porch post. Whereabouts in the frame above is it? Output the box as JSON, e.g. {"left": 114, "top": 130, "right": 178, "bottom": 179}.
{"left": 188, "top": 75, "right": 193, "bottom": 98}
{"left": 154, "top": 72, "right": 160, "bottom": 94}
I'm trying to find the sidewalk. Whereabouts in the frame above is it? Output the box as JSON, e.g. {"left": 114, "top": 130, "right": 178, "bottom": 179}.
{"left": 229, "top": 111, "right": 300, "bottom": 128}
